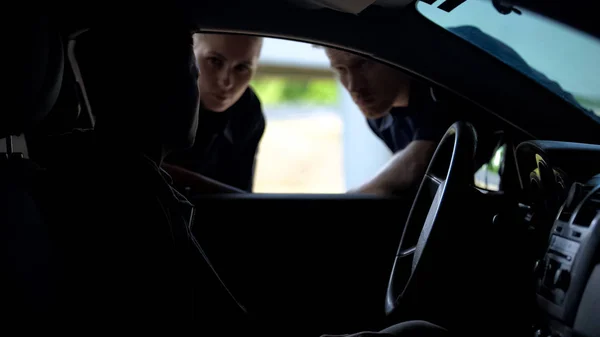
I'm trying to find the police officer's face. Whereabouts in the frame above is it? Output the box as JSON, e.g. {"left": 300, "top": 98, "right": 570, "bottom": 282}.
{"left": 325, "top": 48, "right": 411, "bottom": 119}
{"left": 194, "top": 34, "right": 262, "bottom": 112}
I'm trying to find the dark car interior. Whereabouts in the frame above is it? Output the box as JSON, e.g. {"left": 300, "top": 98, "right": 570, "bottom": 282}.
{"left": 3, "top": 1, "right": 600, "bottom": 336}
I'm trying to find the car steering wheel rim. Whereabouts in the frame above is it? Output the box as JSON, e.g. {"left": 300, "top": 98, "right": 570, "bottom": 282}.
{"left": 385, "top": 121, "right": 477, "bottom": 316}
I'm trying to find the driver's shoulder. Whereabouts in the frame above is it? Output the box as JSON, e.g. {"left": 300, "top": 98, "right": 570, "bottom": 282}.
{"left": 47, "top": 128, "right": 95, "bottom": 149}
{"left": 34, "top": 128, "right": 95, "bottom": 168}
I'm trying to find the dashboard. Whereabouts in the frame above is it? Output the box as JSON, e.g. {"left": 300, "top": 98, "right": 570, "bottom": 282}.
{"left": 514, "top": 140, "right": 600, "bottom": 337}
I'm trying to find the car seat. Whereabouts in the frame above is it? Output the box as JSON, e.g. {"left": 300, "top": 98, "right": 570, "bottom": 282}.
{"left": 38, "top": 25, "right": 249, "bottom": 334}
{"left": 0, "top": 12, "right": 64, "bottom": 326}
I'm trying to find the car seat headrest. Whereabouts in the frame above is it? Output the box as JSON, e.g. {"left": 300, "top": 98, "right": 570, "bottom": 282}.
{"left": 80, "top": 26, "right": 195, "bottom": 114}
{"left": 35, "top": 62, "right": 82, "bottom": 134}
{"left": 78, "top": 26, "right": 199, "bottom": 151}
{"left": 2, "top": 15, "right": 64, "bottom": 139}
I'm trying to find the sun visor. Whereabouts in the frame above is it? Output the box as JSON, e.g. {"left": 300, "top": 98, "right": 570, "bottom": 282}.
{"left": 291, "top": 0, "right": 415, "bottom": 14}
{"left": 303, "top": 0, "right": 376, "bottom": 14}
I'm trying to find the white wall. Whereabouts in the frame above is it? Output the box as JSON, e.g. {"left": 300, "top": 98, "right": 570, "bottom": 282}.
{"left": 338, "top": 83, "right": 392, "bottom": 190}
{"left": 259, "top": 37, "right": 393, "bottom": 191}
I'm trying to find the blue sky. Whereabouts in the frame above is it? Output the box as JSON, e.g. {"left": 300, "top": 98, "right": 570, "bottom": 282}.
{"left": 417, "top": 0, "right": 600, "bottom": 100}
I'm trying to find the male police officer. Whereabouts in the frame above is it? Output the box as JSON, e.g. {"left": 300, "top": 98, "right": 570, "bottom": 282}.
{"left": 323, "top": 48, "right": 451, "bottom": 197}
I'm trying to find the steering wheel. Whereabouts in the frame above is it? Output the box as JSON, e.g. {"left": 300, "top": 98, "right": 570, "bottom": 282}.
{"left": 385, "top": 121, "right": 477, "bottom": 316}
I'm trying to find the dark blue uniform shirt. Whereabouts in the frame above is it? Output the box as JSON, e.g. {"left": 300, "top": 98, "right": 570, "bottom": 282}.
{"left": 165, "top": 87, "right": 265, "bottom": 192}
{"left": 367, "top": 82, "right": 453, "bottom": 153}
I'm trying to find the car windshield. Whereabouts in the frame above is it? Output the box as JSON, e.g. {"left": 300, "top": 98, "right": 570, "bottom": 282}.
{"left": 416, "top": 0, "right": 600, "bottom": 121}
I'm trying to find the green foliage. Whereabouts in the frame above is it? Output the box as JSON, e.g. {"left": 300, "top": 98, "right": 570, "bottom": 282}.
{"left": 487, "top": 145, "right": 505, "bottom": 174}
{"left": 251, "top": 76, "right": 339, "bottom": 106}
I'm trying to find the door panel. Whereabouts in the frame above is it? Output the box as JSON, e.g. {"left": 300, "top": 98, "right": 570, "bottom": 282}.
{"left": 191, "top": 193, "right": 413, "bottom": 336}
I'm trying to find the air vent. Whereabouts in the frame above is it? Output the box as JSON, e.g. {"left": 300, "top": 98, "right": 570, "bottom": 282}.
{"left": 573, "top": 188, "right": 600, "bottom": 227}
{"left": 559, "top": 183, "right": 593, "bottom": 222}
{"left": 559, "top": 205, "right": 574, "bottom": 222}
